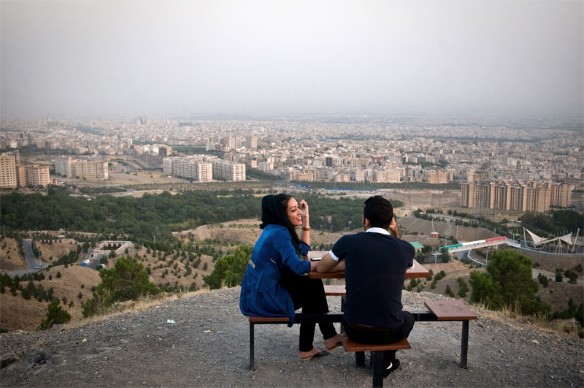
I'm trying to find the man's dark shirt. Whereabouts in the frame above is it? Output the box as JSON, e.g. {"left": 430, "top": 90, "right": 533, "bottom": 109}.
{"left": 330, "top": 228, "right": 415, "bottom": 329}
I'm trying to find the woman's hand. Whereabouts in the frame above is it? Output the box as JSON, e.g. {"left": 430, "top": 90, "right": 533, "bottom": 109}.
{"left": 298, "top": 199, "right": 309, "bottom": 219}
{"left": 299, "top": 199, "right": 311, "bottom": 245}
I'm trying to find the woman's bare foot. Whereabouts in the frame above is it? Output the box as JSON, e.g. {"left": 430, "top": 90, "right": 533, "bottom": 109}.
{"left": 324, "top": 333, "right": 343, "bottom": 351}
{"left": 299, "top": 347, "right": 327, "bottom": 361}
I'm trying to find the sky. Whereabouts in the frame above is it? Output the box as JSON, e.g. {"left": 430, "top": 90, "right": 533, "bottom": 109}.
{"left": 1, "top": 0, "right": 582, "bottom": 120}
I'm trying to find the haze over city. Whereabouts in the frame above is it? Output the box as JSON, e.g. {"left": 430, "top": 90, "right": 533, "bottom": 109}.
{"left": 1, "top": 0, "right": 582, "bottom": 120}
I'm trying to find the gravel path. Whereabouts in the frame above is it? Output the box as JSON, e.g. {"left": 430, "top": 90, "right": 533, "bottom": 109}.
{"left": 1, "top": 287, "right": 583, "bottom": 387}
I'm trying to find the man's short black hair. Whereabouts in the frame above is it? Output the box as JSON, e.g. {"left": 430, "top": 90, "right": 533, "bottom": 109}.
{"left": 363, "top": 195, "right": 393, "bottom": 229}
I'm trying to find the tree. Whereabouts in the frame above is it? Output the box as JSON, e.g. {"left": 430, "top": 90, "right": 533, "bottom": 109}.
{"left": 457, "top": 277, "right": 469, "bottom": 297}
{"left": 415, "top": 251, "right": 426, "bottom": 264}
{"left": 469, "top": 250, "right": 549, "bottom": 316}
{"left": 82, "top": 257, "right": 159, "bottom": 317}
{"left": 440, "top": 247, "right": 450, "bottom": 263}
{"left": 537, "top": 273, "right": 549, "bottom": 288}
{"left": 203, "top": 244, "right": 252, "bottom": 289}
{"left": 38, "top": 300, "right": 71, "bottom": 330}
{"left": 555, "top": 269, "right": 563, "bottom": 282}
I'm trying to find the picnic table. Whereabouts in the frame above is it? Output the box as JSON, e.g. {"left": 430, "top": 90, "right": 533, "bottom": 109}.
{"left": 247, "top": 250, "right": 477, "bottom": 388}
{"left": 306, "top": 250, "right": 476, "bottom": 369}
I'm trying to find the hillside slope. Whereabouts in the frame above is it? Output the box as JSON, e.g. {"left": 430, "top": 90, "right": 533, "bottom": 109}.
{"left": 1, "top": 287, "right": 582, "bottom": 387}
{"left": 2, "top": 216, "right": 581, "bottom": 332}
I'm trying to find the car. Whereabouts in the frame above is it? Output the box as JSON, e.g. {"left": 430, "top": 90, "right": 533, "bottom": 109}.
{"left": 34, "top": 265, "right": 43, "bottom": 269}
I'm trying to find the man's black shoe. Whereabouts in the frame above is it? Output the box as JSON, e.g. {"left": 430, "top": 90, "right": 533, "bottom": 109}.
{"left": 383, "top": 358, "right": 400, "bottom": 378}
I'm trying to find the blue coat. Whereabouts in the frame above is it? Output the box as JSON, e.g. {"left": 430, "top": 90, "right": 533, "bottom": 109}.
{"left": 239, "top": 224, "right": 311, "bottom": 326}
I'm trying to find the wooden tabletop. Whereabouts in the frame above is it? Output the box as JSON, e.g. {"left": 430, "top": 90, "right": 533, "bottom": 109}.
{"left": 307, "top": 251, "right": 430, "bottom": 279}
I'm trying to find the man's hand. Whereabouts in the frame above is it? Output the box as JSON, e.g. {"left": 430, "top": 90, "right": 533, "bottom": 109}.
{"left": 389, "top": 217, "right": 400, "bottom": 238}
{"left": 310, "top": 260, "right": 318, "bottom": 272}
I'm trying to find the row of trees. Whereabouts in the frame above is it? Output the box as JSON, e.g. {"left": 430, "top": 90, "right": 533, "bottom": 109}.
{"left": 1, "top": 190, "right": 378, "bottom": 249}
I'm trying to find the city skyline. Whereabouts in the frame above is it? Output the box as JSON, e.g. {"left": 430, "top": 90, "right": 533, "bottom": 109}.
{"left": 1, "top": 0, "right": 582, "bottom": 120}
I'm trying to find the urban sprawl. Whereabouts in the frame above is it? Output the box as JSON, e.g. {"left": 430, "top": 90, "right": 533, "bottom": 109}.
{"left": 1, "top": 116, "right": 581, "bottom": 212}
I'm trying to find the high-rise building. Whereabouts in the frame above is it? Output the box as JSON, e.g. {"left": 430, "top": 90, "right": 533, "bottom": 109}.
{"left": 460, "top": 182, "right": 475, "bottom": 208}
{"left": 1, "top": 151, "right": 50, "bottom": 188}
{"left": 194, "top": 162, "right": 213, "bottom": 182}
{"left": 55, "top": 156, "right": 73, "bottom": 177}
{"left": 245, "top": 136, "right": 257, "bottom": 149}
{"left": 24, "top": 164, "right": 50, "bottom": 187}
{"left": 550, "top": 182, "right": 574, "bottom": 208}
{"left": 0, "top": 152, "right": 18, "bottom": 189}
{"left": 461, "top": 179, "right": 573, "bottom": 212}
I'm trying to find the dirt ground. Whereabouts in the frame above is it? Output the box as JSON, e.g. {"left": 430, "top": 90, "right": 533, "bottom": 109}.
{"left": 1, "top": 287, "right": 583, "bottom": 388}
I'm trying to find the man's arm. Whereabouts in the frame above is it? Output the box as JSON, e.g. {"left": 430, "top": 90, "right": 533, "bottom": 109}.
{"left": 316, "top": 253, "right": 345, "bottom": 273}
{"left": 389, "top": 218, "right": 414, "bottom": 267}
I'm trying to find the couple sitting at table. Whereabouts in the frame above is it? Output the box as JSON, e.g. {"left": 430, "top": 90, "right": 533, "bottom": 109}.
{"left": 239, "top": 193, "right": 415, "bottom": 377}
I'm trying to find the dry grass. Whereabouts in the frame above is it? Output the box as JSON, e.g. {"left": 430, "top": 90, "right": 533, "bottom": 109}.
{"left": 476, "top": 302, "right": 583, "bottom": 338}
{"left": 0, "top": 238, "right": 27, "bottom": 270}
{"left": 61, "top": 289, "right": 212, "bottom": 330}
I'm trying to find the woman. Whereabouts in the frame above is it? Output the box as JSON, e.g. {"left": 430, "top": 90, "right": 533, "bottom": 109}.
{"left": 240, "top": 193, "right": 342, "bottom": 361}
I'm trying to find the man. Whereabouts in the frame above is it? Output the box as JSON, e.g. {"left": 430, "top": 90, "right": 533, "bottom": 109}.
{"left": 316, "top": 195, "right": 415, "bottom": 377}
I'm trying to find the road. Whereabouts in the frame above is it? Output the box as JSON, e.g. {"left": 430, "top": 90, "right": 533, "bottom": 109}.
{"left": 16, "top": 238, "right": 45, "bottom": 274}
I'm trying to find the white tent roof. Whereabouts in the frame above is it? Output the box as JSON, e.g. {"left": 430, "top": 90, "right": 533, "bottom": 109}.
{"left": 525, "top": 228, "right": 577, "bottom": 246}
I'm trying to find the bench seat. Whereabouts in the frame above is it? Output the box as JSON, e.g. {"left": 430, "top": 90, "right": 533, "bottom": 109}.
{"left": 342, "top": 335, "right": 411, "bottom": 388}
{"left": 248, "top": 316, "right": 289, "bottom": 324}
{"left": 247, "top": 313, "right": 343, "bottom": 369}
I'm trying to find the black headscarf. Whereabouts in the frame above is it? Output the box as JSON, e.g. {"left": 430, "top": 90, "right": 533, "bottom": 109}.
{"left": 260, "top": 193, "right": 301, "bottom": 253}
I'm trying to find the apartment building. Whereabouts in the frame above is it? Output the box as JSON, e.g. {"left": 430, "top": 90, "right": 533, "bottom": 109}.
{"left": 212, "top": 159, "right": 246, "bottom": 181}
{"left": 288, "top": 169, "right": 315, "bottom": 182}
{"left": 0, "top": 151, "right": 50, "bottom": 188}
{"left": 165, "top": 155, "right": 247, "bottom": 182}
{"left": 24, "top": 164, "right": 50, "bottom": 187}
{"left": 54, "top": 156, "right": 73, "bottom": 177}
{"left": 425, "top": 170, "right": 450, "bottom": 184}
{"left": 372, "top": 169, "right": 401, "bottom": 183}
{"left": 54, "top": 156, "right": 108, "bottom": 180}
{"left": 460, "top": 180, "right": 574, "bottom": 212}
{"left": 162, "top": 157, "right": 176, "bottom": 175}
{"left": 0, "top": 152, "right": 18, "bottom": 189}
{"left": 163, "top": 156, "right": 213, "bottom": 182}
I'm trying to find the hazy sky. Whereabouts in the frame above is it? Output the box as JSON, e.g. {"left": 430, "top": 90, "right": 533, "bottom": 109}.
{"left": 1, "top": 0, "right": 582, "bottom": 119}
